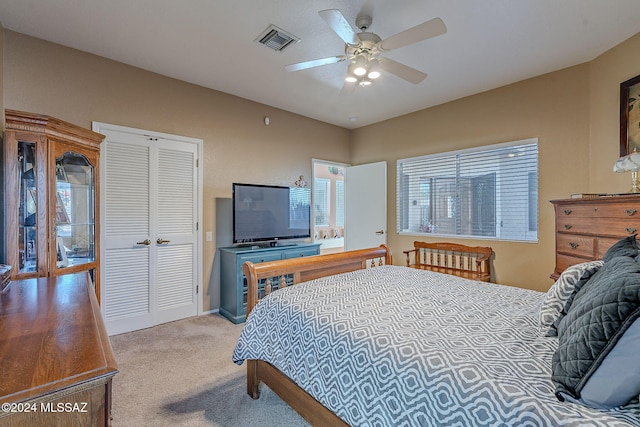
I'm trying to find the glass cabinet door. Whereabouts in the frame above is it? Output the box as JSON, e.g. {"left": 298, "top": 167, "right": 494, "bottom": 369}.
{"left": 54, "top": 152, "right": 96, "bottom": 269}
{"left": 18, "top": 141, "right": 38, "bottom": 274}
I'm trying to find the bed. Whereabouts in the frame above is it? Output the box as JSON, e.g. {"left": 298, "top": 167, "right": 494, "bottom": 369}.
{"left": 232, "top": 244, "right": 640, "bottom": 426}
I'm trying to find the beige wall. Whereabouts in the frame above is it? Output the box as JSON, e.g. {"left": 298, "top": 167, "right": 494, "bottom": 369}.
{"left": 589, "top": 33, "right": 640, "bottom": 192}
{"left": 2, "top": 30, "right": 351, "bottom": 311}
{"left": 352, "top": 33, "right": 640, "bottom": 292}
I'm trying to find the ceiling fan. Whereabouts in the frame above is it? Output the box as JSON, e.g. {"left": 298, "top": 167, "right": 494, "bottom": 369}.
{"left": 285, "top": 9, "right": 447, "bottom": 86}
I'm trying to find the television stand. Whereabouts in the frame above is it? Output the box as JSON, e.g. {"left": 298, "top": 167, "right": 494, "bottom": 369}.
{"left": 219, "top": 242, "right": 321, "bottom": 323}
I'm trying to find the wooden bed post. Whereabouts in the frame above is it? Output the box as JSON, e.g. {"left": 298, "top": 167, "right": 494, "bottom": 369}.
{"left": 247, "top": 360, "right": 260, "bottom": 399}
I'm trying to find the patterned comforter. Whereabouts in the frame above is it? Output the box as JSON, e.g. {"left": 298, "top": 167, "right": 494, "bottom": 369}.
{"left": 232, "top": 265, "right": 640, "bottom": 426}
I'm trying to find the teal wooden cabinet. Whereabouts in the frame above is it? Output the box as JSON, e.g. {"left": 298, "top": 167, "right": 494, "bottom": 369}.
{"left": 219, "top": 243, "right": 321, "bottom": 323}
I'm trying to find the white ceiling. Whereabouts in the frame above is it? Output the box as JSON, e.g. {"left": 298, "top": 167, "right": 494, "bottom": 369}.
{"left": 0, "top": 0, "right": 639, "bottom": 129}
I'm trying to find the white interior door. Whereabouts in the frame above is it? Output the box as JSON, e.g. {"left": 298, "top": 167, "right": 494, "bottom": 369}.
{"left": 344, "top": 161, "right": 387, "bottom": 251}
{"left": 95, "top": 124, "right": 202, "bottom": 335}
{"left": 155, "top": 140, "right": 199, "bottom": 325}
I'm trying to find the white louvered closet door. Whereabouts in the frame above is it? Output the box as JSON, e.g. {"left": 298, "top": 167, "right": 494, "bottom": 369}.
{"left": 99, "top": 128, "right": 199, "bottom": 335}
{"left": 155, "top": 140, "right": 198, "bottom": 325}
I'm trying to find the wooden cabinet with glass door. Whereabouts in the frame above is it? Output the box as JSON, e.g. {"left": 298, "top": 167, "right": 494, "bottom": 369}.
{"left": 4, "top": 109, "right": 105, "bottom": 300}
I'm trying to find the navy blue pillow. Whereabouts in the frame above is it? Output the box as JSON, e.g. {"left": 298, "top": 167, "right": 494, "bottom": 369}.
{"left": 602, "top": 235, "right": 639, "bottom": 262}
{"left": 552, "top": 255, "right": 640, "bottom": 408}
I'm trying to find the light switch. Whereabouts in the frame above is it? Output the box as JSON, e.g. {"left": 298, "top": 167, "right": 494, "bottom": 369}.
{"left": 206, "top": 231, "right": 213, "bottom": 241}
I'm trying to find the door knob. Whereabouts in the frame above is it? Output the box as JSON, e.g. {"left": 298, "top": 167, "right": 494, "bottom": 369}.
{"left": 375, "top": 230, "right": 385, "bottom": 235}
{"left": 136, "top": 239, "right": 151, "bottom": 246}
{"left": 157, "top": 238, "right": 171, "bottom": 244}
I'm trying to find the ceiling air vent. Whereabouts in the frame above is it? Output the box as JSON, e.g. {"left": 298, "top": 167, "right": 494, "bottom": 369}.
{"left": 256, "top": 25, "right": 300, "bottom": 52}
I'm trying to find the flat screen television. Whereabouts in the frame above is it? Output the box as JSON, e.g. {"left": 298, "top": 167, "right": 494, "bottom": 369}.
{"left": 232, "top": 183, "right": 311, "bottom": 245}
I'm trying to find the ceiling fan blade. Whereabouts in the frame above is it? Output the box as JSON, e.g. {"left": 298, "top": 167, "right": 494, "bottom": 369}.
{"left": 318, "top": 9, "right": 360, "bottom": 45}
{"left": 379, "top": 17, "right": 446, "bottom": 51}
{"left": 285, "top": 56, "right": 347, "bottom": 72}
{"left": 378, "top": 58, "right": 427, "bottom": 84}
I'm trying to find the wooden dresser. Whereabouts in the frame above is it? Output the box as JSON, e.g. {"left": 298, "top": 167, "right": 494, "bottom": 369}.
{"left": 0, "top": 272, "right": 117, "bottom": 426}
{"left": 550, "top": 195, "right": 640, "bottom": 279}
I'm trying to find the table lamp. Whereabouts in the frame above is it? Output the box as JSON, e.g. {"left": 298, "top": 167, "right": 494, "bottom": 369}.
{"left": 613, "top": 151, "right": 640, "bottom": 193}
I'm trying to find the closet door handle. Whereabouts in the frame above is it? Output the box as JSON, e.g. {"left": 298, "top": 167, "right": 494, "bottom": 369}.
{"left": 136, "top": 239, "right": 151, "bottom": 246}
{"left": 157, "top": 238, "right": 171, "bottom": 244}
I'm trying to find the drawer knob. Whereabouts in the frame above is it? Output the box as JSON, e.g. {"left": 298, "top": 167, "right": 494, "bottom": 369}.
{"left": 625, "top": 227, "right": 638, "bottom": 234}
{"left": 569, "top": 242, "right": 579, "bottom": 249}
{"left": 563, "top": 209, "right": 572, "bottom": 215}
{"left": 564, "top": 224, "right": 573, "bottom": 230}
{"left": 625, "top": 209, "right": 637, "bottom": 216}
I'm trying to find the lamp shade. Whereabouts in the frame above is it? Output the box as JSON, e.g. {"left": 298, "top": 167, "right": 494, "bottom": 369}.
{"left": 346, "top": 62, "right": 358, "bottom": 82}
{"left": 613, "top": 151, "right": 640, "bottom": 172}
{"left": 353, "top": 55, "right": 367, "bottom": 76}
{"left": 367, "top": 58, "right": 380, "bottom": 79}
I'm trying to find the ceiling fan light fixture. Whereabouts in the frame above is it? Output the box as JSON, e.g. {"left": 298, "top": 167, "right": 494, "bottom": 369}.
{"left": 367, "top": 59, "right": 380, "bottom": 79}
{"left": 353, "top": 55, "right": 368, "bottom": 76}
{"left": 346, "top": 62, "right": 359, "bottom": 82}
{"left": 286, "top": 9, "right": 445, "bottom": 86}
{"left": 358, "top": 77, "right": 372, "bottom": 87}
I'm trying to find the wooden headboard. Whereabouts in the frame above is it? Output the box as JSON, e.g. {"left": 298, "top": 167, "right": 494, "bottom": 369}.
{"left": 242, "top": 244, "right": 392, "bottom": 317}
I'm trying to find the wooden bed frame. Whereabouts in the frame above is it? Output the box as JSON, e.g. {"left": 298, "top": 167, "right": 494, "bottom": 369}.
{"left": 241, "top": 245, "right": 392, "bottom": 426}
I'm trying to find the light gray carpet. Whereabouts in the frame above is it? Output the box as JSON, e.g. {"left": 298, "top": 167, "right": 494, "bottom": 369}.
{"left": 109, "top": 314, "right": 309, "bottom": 427}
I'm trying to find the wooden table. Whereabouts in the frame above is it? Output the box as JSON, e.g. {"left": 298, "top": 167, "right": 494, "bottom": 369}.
{"left": 0, "top": 272, "right": 117, "bottom": 426}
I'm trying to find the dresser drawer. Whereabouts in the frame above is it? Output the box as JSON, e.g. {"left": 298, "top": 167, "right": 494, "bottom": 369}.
{"left": 557, "top": 236, "right": 633, "bottom": 266}
{"left": 237, "top": 252, "right": 282, "bottom": 266}
{"left": 596, "top": 237, "right": 625, "bottom": 259}
{"left": 557, "top": 203, "right": 640, "bottom": 219}
{"left": 556, "top": 233, "right": 595, "bottom": 258}
{"left": 556, "top": 253, "right": 591, "bottom": 273}
{"left": 557, "top": 217, "right": 640, "bottom": 237}
{"left": 282, "top": 246, "right": 320, "bottom": 259}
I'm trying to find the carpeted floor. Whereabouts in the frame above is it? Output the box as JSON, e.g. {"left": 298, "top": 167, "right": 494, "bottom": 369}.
{"left": 109, "top": 314, "right": 309, "bottom": 427}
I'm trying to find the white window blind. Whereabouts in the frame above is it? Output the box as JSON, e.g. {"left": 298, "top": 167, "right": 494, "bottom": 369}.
{"left": 314, "top": 178, "right": 330, "bottom": 227}
{"left": 397, "top": 139, "right": 538, "bottom": 242}
{"left": 289, "top": 187, "right": 311, "bottom": 229}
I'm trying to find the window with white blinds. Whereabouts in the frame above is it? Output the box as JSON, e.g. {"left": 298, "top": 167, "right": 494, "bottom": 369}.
{"left": 314, "top": 178, "right": 330, "bottom": 227}
{"left": 397, "top": 138, "right": 538, "bottom": 242}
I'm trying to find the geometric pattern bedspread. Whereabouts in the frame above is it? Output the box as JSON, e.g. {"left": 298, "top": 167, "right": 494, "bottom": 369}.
{"left": 232, "top": 265, "right": 640, "bottom": 426}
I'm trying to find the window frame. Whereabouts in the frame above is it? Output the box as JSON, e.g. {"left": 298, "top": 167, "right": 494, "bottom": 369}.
{"left": 396, "top": 138, "right": 539, "bottom": 243}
